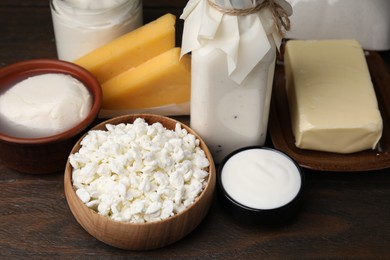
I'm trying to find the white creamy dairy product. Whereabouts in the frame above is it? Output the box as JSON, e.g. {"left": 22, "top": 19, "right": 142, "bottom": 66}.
{"left": 221, "top": 148, "right": 302, "bottom": 210}
{"left": 69, "top": 118, "right": 210, "bottom": 223}
{"left": 51, "top": 0, "right": 143, "bottom": 61}
{"left": 190, "top": 46, "right": 276, "bottom": 163}
{"left": 0, "top": 73, "right": 92, "bottom": 138}
{"left": 180, "top": 0, "right": 292, "bottom": 163}
{"left": 284, "top": 39, "right": 383, "bottom": 153}
{"left": 285, "top": 0, "right": 390, "bottom": 50}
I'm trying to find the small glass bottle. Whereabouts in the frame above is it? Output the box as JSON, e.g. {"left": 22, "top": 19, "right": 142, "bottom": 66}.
{"left": 51, "top": 0, "right": 143, "bottom": 61}
{"left": 181, "top": 0, "right": 291, "bottom": 163}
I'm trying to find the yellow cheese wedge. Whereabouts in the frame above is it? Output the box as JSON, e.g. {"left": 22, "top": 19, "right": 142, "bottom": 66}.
{"left": 102, "top": 47, "right": 191, "bottom": 110}
{"left": 74, "top": 13, "right": 176, "bottom": 83}
{"left": 284, "top": 39, "right": 383, "bottom": 153}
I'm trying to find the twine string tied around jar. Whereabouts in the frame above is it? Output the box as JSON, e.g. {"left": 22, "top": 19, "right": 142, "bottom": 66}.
{"left": 206, "top": 0, "right": 291, "bottom": 36}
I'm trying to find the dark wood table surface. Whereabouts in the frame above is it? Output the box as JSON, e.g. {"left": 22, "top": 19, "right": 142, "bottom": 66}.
{"left": 1, "top": 1, "right": 390, "bottom": 259}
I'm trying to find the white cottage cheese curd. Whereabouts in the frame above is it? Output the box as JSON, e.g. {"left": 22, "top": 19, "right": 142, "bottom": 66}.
{"left": 69, "top": 118, "right": 210, "bottom": 223}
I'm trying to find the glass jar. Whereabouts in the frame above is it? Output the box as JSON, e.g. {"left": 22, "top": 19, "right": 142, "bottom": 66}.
{"left": 51, "top": 0, "right": 143, "bottom": 61}
{"left": 180, "top": 0, "right": 292, "bottom": 163}
{"left": 190, "top": 42, "right": 276, "bottom": 164}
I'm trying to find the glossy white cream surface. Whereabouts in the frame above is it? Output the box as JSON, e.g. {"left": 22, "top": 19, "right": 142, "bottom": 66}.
{"left": 0, "top": 73, "right": 92, "bottom": 138}
{"left": 221, "top": 149, "right": 301, "bottom": 210}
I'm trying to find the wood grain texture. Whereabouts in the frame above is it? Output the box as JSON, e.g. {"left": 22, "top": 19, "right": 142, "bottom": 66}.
{"left": 1, "top": 0, "right": 390, "bottom": 258}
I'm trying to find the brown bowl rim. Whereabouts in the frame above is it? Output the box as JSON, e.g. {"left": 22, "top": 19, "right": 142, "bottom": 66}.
{"left": 64, "top": 114, "right": 216, "bottom": 227}
{"left": 0, "top": 59, "right": 102, "bottom": 144}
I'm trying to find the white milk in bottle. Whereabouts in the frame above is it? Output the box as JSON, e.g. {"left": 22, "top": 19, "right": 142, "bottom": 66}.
{"left": 181, "top": 0, "right": 292, "bottom": 163}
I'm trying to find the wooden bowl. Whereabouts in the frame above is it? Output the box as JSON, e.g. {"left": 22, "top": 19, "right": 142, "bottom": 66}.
{"left": 64, "top": 114, "right": 216, "bottom": 250}
{"left": 0, "top": 59, "right": 102, "bottom": 174}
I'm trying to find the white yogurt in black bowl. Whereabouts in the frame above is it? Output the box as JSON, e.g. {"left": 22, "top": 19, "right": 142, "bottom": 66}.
{"left": 217, "top": 146, "right": 305, "bottom": 224}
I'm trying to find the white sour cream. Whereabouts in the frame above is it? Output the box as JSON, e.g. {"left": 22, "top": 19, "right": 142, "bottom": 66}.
{"left": 221, "top": 148, "right": 302, "bottom": 210}
{"left": 51, "top": 0, "right": 142, "bottom": 61}
{"left": 0, "top": 73, "right": 92, "bottom": 138}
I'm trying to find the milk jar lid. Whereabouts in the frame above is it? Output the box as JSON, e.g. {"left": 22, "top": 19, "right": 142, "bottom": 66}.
{"left": 217, "top": 146, "right": 305, "bottom": 225}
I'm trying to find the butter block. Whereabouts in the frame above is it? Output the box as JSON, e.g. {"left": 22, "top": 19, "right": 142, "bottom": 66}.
{"left": 102, "top": 48, "right": 191, "bottom": 110}
{"left": 284, "top": 39, "right": 383, "bottom": 153}
{"left": 75, "top": 13, "right": 176, "bottom": 83}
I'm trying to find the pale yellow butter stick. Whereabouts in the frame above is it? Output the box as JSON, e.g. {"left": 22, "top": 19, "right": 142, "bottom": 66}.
{"left": 284, "top": 39, "right": 383, "bottom": 153}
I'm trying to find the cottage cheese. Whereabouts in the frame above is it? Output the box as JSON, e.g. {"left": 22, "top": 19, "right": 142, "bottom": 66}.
{"left": 69, "top": 118, "right": 210, "bottom": 223}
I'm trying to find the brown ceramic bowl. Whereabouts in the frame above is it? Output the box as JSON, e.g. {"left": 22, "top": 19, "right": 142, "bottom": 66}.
{"left": 0, "top": 59, "right": 102, "bottom": 174}
{"left": 64, "top": 114, "right": 216, "bottom": 250}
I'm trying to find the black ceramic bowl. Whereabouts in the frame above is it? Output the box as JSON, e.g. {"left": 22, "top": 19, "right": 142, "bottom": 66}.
{"left": 217, "top": 146, "right": 305, "bottom": 224}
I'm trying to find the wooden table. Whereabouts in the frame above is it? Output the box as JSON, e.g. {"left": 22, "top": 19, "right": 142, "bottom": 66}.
{"left": 1, "top": 1, "right": 390, "bottom": 258}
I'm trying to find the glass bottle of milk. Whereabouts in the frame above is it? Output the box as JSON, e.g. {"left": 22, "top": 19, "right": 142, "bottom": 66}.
{"left": 180, "top": 0, "right": 292, "bottom": 163}
{"left": 51, "top": 0, "right": 143, "bottom": 61}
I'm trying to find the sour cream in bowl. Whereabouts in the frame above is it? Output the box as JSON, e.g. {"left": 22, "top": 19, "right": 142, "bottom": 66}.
{"left": 0, "top": 59, "right": 102, "bottom": 174}
{"left": 218, "top": 146, "right": 305, "bottom": 224}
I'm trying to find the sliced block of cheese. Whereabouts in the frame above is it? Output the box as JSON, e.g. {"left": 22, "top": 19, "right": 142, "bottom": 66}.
{"left": 74, "top": 13, "right": 176, "bottom": 83}
{"left": 102, "top": 47, "right": 191, "bottom": 110}
{"left": 284, "top": 39, "right": 383, "bottom": 153}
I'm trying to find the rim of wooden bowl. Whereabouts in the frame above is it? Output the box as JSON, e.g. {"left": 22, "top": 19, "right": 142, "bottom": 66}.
{"left": 64, "top": 114, "right": 216, "bottom": 250}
